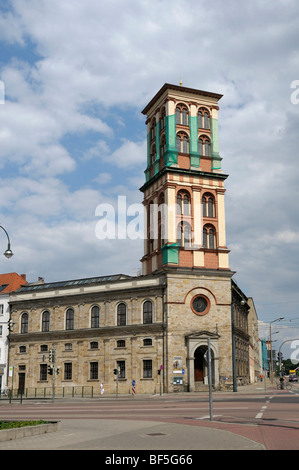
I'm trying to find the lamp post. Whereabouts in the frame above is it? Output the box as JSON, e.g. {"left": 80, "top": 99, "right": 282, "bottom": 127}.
{"left": 269, "top": 317, "right": 284, "bottom": 383}
{"left": 0, "top": 226, "right": 13, "bottom": 259}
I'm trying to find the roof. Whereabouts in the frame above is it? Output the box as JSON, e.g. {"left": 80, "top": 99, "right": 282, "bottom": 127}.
{"left": 142, "top": 83, "right": 223, "bottom": 115}
{"left": 15, "top": 273, "right": 131, "bottom": 293}
{"left": 0, "top": 273, "right": 27, "bottom": 294}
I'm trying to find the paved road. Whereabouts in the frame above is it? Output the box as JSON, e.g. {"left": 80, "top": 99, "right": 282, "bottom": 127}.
{"left": 0, "top": 382, "right": 299, "bottom": 450}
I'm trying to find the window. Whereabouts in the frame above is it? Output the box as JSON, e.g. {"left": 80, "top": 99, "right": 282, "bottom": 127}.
{"left": 117, "top": 340, "right": 126, "bottom": 348}
{"left": 117, "top": 360, "right": 126, "bottom": 379}
{"left": 143, "top": 338, "right": 152, "bottom": 346}
{"left": 40, "top": 344, "right": 48, "bottom": 352}
{"left": 19, "top": 346, "right": 26, "bottom": 353}
{"left": 176, "top": 132, "right": 189, "bottom": 153}
{"left": 198, "top": 136, "right": 210, "bottom": 156}
{"left": 176, "top": 105, "right": 188, "bottom": 126}
{"left": 177, "top": 221, "right": 192, "bottom": 248}
{"left": 90, "top": 362, "right": 98, "bottom": 380}
{"left": 40, "top": 364, "right": 48, "bottom": 381}
{"left": 191, "top": 295, "right": 210, "bottom": 316}
{"left": 143, "top": 360, "right": 152, "bottom": 378}
{"left": 117, "top": 303, "right": 126, "bottom": 326}
{"left": 0, "top": 304, "right": 3, "bottom": 315}
{"left": 198, "top": 108, "right": 210, "bottom": 129}
{"left": 64, "top": 363, "right": 72, "bottom": 380}
{"left": 203, "top": 225, "right": 216, "bottom": 249}
{"left": 42, "top": 310, "right": 50, "bottom": 332}
{"left": 65, "top": 343, "right": 72, "bottom": 351}
{"left": 160, "top": 108, "right": 166, "bottom": 130}
{"left": 150, "top": 143, "right": 156, "bottom": 165}
{"left": 202, "top": 194, "right": 215, "bottom": 218}
{"left": 0, "top": 326, "right": 2, "bottom": 337}
{"left": 91, "top": 305, "right": 100, "bottom": 328}
{"left": 177, "top": 191, "right": 191, "bottom": 216}
{"left": 160, "top": 134, "right": 166, "bottom": 159}
{"left": 21, "top": 312, "right": 28, "bottom": 334}
{"left": 143, "top": 300, "right": 153, "bottom": 324}
{"left": 90, "top": 341, "right": 98, "bottom": 349}
{"left": 66, "top": 308, "right": 74, "bottom": 330}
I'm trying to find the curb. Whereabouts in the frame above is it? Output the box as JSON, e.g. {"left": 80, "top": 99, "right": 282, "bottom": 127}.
{"left": 0, "top": 421, "right": 61, "bottom": 442}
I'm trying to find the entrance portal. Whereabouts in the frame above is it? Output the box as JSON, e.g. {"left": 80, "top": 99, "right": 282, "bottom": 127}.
{"left": 194, "top": 346, "right": 207, "bottom": 383}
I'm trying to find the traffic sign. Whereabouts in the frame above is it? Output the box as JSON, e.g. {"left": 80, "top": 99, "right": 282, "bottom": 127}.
{"left": 132, "top": 380, "right": 135, "bottom": 386}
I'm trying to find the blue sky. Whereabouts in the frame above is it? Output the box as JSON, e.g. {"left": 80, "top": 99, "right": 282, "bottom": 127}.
{"left": 0, "top": 0, "right": 299, "bottom": 358}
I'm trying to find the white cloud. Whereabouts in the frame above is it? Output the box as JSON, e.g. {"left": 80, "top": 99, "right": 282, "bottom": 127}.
{"left": 0, "top": 0, "right": 298, "bottom": 341}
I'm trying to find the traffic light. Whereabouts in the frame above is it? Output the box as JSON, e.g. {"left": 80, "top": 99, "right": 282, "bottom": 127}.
{"left": 56, "top": 367, "right": 60, "bottom": 375}
{"left": 48, "top": 365, "right": 53, "bottom": 375}
{"left": 49, "top": 349, "right": 53, "bottom": 362}
{"left": 8, "top": 319, "right": 14, "bottom": 332}
{"left": 157, "top": 369, "right": 161, "bottom": 375}
{"left": 113, "top": 368, "right": 118, "bottom": 375}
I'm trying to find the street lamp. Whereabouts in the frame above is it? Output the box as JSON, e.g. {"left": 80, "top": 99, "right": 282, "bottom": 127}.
{"left": 0, "top": 226, "right": 13, "bottom": 258}
{"left": 269, "top": 317, "right": 284, "bottom": 382}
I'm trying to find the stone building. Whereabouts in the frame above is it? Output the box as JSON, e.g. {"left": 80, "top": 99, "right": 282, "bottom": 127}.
{"left": 7, "top": 83, "right": 257, "bottom": 395}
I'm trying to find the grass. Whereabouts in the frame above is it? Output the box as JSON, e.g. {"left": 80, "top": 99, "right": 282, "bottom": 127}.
{"left": 0, "top": 420, "right": 48, "bottom": 430}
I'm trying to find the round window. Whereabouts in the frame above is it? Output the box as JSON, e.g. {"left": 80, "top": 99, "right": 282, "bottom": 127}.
{"left": 191, "top": 295, "right": 210, "bottom": 316}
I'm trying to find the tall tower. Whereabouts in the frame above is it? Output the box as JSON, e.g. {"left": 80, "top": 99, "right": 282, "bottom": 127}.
{"left": 140, "top": 83, "right": 230, "bottom": 275}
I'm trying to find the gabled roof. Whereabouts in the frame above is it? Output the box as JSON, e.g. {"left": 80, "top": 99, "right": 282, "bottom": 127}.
{"left": 0, "top": 273, "right": 27, "bottom": 294}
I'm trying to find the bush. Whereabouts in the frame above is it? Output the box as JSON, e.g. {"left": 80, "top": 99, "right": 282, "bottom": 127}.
{"left": 0, "top": 420, "right": 47, "bottom": 430}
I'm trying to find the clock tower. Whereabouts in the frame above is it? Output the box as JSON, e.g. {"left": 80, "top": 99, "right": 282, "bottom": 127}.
{"left": 140, "top": 83, "right": 234, "bottom": 392}
{"left": 140, "top": 83, "right": 230, "bottom": 275}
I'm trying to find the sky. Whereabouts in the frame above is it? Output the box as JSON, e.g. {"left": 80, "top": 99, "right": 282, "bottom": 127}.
{"left": 0, "top": 0, "right": 299, "bottom": 360}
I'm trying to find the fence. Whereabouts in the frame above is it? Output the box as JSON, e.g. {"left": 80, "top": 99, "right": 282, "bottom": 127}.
{"left": 1, "top": 385, "right": 105, "bottom": 400}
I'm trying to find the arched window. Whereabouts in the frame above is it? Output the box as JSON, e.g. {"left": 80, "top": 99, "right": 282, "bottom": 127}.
{"left": 150, "top": 143, "right": 156, "bottom": 165}
{"left": 91, "top": 305, "right": 100, "bottom": 328}
{"left": 143, "top": 300, "right": 153, "bottom": 324}
{"left": 198, "top": 136, "right": 210, "bottom": 156}
{"left": 198, "top": 108, "right": 210, "bottom": 129}
{"left": 158, "top": 193, "right": 166, "bottom": 249}
{"left": 42, "top": 310, "right": 50, "bottom": 332}
{"left": 176, "top": 132, "right": 189, "bottom": 153}
{"left": 66, "top": 308, "right": 74, "bottom": 330}
{"left": 203, "top": 225, "right": 216, "bottom": 249}
{"left": 160, "top": 107, "right": 166, "bottom": 130}
{"left": 202, "top": 194, "right": 215, "bottom": 218}
{"left": 117, "top": 303, "right": 126, "bottom": 326}
{"left": 176, "top": 105, "right": 188, "bottom": 126}
{"left": 177, "top": 221, "right": 192, "bottom": 248}
{"left": 21, "top": 312, "right": 28, "bottom": 334}
{"left": 160, "top": 134, "right": 166, "bottom": 159}
{"left": 150, "top": 118, "right": 156, "bottom": 140}
{"left": 177, "top": 191, "right": 191, "bottom": 216}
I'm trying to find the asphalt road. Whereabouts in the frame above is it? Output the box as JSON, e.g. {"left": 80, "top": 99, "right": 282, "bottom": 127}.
{"left": 0, "top": 382, "right": 299, "bottom": 451}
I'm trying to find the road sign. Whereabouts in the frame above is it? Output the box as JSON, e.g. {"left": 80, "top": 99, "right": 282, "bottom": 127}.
{"left": 160, "top": 365, "right": 163, "bottom": 370}
{"left": 132, "top": 380, "right": 135, "bottom": 386}
{"left": 182, "top": 368, "right": 185, "bottom": 375}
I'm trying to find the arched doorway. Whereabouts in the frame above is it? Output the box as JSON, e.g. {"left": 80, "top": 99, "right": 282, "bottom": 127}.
{"left": 194, "top": 346, "right": 207, "bottom": 383}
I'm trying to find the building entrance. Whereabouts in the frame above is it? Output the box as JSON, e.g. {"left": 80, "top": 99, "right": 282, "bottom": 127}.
{"left": 194, "top": 346, "right": 207, "bottom": 383}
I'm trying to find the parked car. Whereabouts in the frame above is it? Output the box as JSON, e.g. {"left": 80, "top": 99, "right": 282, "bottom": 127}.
{"left": 289, "top": 375, "right": 298, "bottom": 382}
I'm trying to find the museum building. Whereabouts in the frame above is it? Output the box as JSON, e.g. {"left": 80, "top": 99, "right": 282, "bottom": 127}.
{"left": 7, "top": 83, "right": 256, "bottom": 395}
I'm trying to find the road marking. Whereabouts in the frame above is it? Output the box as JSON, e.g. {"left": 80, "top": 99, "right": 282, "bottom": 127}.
{"left": 255, "top": 412, "right": 264, "bottom": 419}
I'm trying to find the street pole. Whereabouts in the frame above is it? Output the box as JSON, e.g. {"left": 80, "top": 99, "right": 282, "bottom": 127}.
{"left": 52, "top": 348, "right": 56, "bottom": 402}
{"left": 208, "top": 338, "right": 213, "bottom": 422}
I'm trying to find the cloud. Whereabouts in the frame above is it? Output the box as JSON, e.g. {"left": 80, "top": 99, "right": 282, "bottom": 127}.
{"left": 0, "top": 0, "right": 298, "bottom": 344}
